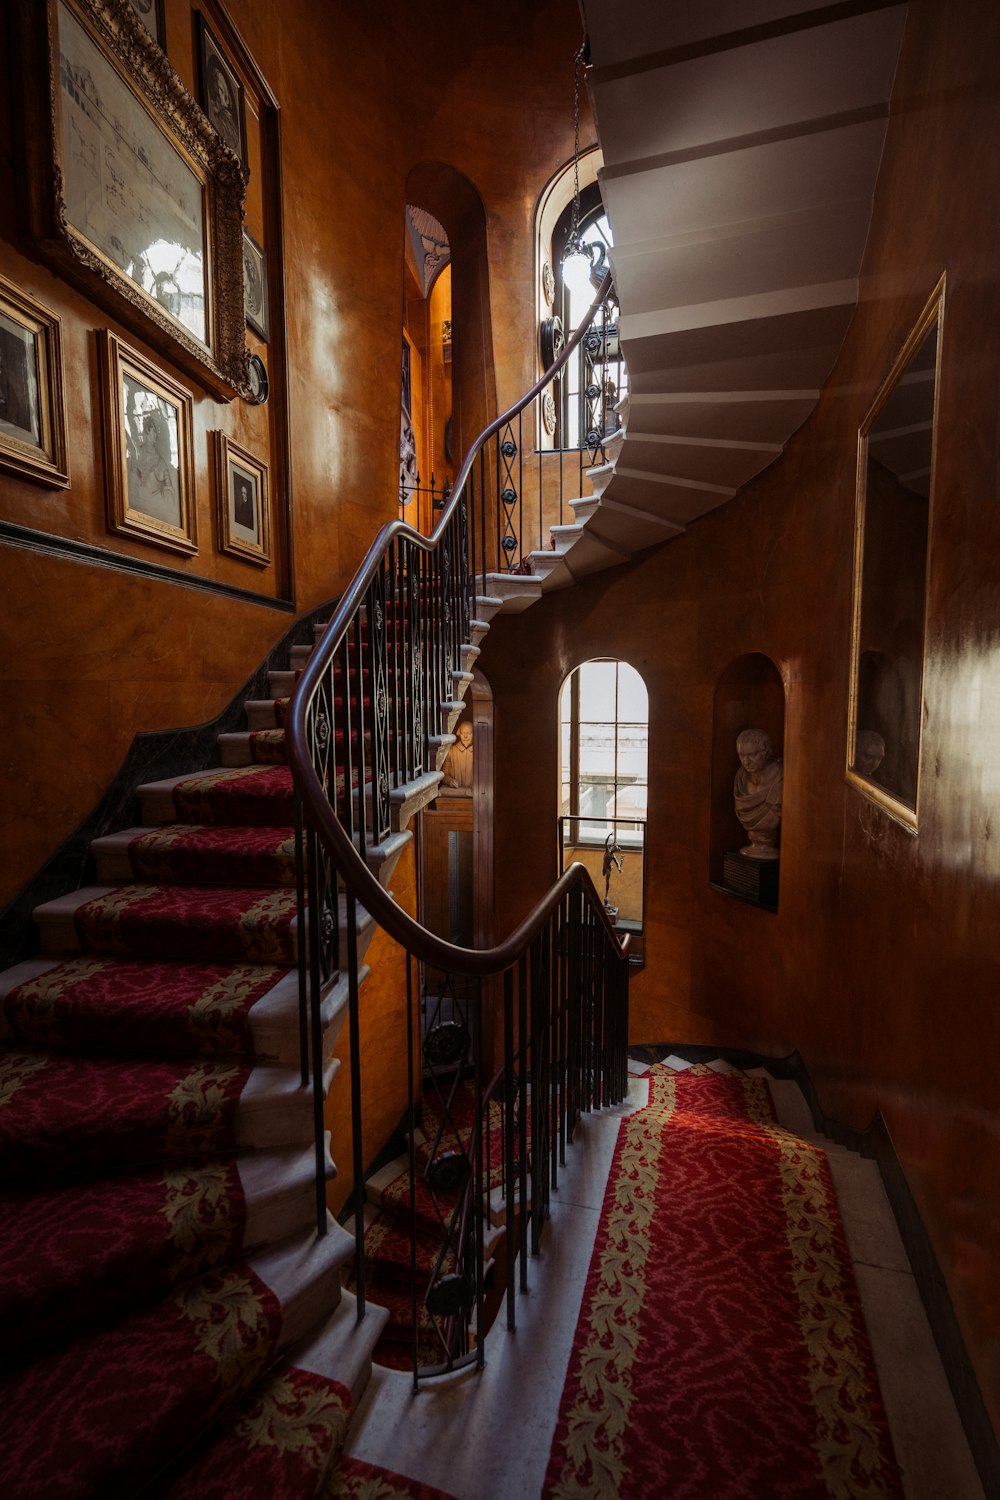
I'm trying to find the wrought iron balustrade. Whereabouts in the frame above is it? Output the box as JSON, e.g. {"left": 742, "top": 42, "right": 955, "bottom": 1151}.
{"left": 285, "top": 267, "right": 629, "bottom": 1384}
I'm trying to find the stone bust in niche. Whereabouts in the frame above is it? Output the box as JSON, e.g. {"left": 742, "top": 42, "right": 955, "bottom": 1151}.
{"left": 441, "top": 720, "right": 473, "bottom": 795}
{"left": 734, "top": 728, "right": 783, "bottom": 860}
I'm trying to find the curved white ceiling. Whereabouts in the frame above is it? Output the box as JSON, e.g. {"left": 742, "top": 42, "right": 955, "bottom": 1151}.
{"left": 566, "top": 0, "right": 907, "bottom": 568}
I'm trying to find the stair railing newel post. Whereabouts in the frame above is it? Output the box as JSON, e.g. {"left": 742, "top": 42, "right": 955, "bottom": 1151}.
{"left": 517, "top": 951, "right": 529, "bottom": 1295}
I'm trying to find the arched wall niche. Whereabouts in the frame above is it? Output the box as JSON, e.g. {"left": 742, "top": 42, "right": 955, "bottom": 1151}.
{"left": 405, "top": 161, "right": 496, "bottom": 465}
{"left": 710, "top": 654, "right": 786, "bottom": 900}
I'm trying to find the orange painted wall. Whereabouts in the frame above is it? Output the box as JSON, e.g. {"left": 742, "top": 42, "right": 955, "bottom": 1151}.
{"left": 0, "top": 0, "right": 585, "bottom": 907}
{"left": 481, "top": 0, "right": 1000, "bottom": 1432}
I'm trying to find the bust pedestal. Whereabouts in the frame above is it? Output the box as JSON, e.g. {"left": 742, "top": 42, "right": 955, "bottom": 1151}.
{"left": 723, "top": 850, "right": 779, "bottom": 908}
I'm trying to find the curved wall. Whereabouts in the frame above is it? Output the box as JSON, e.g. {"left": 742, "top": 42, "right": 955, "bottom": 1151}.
{"left": 482, "top": 0, "right": 1000, "bottom": 1433}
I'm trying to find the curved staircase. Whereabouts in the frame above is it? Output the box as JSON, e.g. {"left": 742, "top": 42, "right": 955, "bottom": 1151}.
{"left": 0, "top": 615, "right": 471, "bottom": 1498}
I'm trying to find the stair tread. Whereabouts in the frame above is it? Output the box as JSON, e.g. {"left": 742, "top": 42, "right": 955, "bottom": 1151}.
{"left": 158, "top": 1362, "right": 353, "bottom": 1500}
{"left": 0, "top": 953, "right": 288, "bottom": 1058}
{"left": 0, "top": 1142, "right": 332, "bottom": 1361}
{"left": 0, "top": 1260, "right": 286, "bottom": 1498}
{"left": 92, "top": 824, "right": 300, "bottom": 887}
{"left": 0, "top": 1227, "right": 350, "bottom": 1499}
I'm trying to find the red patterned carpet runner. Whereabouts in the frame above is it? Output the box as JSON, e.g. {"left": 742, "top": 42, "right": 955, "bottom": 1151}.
{"left": 326, "top": 1456, "right": 458, "bottom": 1500}
{"left": 543, "top": 1066, "right": 904, "bottom": 1500}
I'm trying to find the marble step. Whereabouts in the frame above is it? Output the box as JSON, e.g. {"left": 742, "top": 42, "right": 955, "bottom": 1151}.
{"left": 31, "top": 885, "right": 378, "bottom": 974}
{"left": 0, "top": 956, "right": 354, "bottom": 1070}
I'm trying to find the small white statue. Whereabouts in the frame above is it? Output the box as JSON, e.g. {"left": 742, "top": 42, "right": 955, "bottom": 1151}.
{"left": 602, "top": 832, "right": 624, "bottom": 914}
{"left": 734, "top": 728, "right": 783, "bottom": 860}
{"left": 441, "top": 720, "right": 473, "bottom": 794}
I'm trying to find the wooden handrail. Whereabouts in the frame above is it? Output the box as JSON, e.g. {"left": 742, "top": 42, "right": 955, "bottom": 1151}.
{"left": 285, "top": 266, "right": 627, "bottom": 978}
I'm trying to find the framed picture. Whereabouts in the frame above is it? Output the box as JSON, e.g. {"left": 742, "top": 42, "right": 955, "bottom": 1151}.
{"left": 126, "top": 0, "right": 165, "bottom": 50}
{"left": 0, "top": 274, "right": 69, "bottom": 488}
{"left": 99, "top": 330, "right": 197, "bottom": 555}
{"left": 215, "top": 433, "right": 271, "bottom": 566}
{"left": 196, "top": 14, "right": 247, "bottom": 170}
{"left": 242, "top": 228, "right": 268, "bottom": 341}
{"left": 16, "top": 0, "right": 249, "bottom": 399}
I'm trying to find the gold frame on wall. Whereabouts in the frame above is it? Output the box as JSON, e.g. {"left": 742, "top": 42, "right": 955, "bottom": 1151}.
{"left": 17, "top": 0, "right": 250, "bottom": 400}
{"left": 99, "top": 329, "right": 197, "bottom": 555}
{"left": 0, "top": 273, "right": 69, "bottom": 488}
{"left": 846, "top": 274, "right": 946, "bottom": 832}
{"left": 215, "top": 432, "right": 271, "bottom": 566}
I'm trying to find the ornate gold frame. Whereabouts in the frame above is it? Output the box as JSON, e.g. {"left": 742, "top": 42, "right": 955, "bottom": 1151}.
{"left": 17, "top": 0, "right": 249, "bottom": 400}
{"left": 99, "top": 330, "right": 197, "bottom": 555}
{"left": 215, "top": 432, "right": 271, "bottom": 566}
{"left": 0, "top": 273, "right": 69, "bottom": 488}
{"left": 846, "top": 274, "right": 946, "bottom": 831}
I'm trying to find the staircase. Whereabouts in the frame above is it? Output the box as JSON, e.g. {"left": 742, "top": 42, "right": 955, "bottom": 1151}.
{"left": 0, "top": 612, "right": 479, "bottom": 1498}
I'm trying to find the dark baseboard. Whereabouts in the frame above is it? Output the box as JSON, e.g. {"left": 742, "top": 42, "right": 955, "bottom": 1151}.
{"left": 631, "top": 1042, "right": 1000, "bottom": 1495}
{"left": 0, "top": 596, "right": 337, "bottom": 970}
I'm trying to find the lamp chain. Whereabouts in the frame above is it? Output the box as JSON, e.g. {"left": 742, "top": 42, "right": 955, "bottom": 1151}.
{"left": 568, "top": 41, "right": 586, "bottom": 248}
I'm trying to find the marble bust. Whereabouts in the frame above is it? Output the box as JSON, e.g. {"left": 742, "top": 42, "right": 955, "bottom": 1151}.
{"left": 734, "top": 728, "right": 783, "bottom": 860}
{"left": 441, "top": 720, "right": 473, "bottom": 794}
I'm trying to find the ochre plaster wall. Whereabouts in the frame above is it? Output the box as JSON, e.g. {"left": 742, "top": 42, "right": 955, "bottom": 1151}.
{"left": 481, "top": 0, "right": 1000, "bottom": 1433}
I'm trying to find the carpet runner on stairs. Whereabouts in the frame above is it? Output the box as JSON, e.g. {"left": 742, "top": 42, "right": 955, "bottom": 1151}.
{"left": 543, "top": 1063, "right": 904, "bottom": 1500}
{"left": 0, "top": 615, "right": 460, "bottom": 1498}
{"left": 345, "top": 1081, "right": 517, "bottom": 1372}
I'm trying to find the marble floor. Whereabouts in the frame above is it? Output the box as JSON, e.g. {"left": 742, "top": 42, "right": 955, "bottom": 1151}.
{"left": 342, "top": 1058, "right": 986, "bottom": 1500}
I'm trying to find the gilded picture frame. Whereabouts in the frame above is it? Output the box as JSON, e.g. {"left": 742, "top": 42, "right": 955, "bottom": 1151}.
{"left": 17, "top": 0, "right": 249, "bottom": 400}
{"left": 99, "top": 330, "right": 197, "bottom": 555}
{"left": 126, "top": 0, "right": 165, "bottom": 51}
{"left": 846, "top": 275, "right": 945, "bottom": 832}
{"left": 196, "top": 14, "right": 247, "bottom": 171}
{"left": 0, "top": 273, "right": 70, "bottom": 488}
{"left": 215, "top": 432, "right": 270, "bottom": 566}
{"left": 242, "top": 228, "right": 269, "bottom": 342}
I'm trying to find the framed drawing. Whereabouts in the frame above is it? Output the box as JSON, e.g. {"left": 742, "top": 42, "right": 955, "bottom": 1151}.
{"left": 16, "top": 0, "right": 249, "bottom": 399}
{"left": 99, "top": 330, "right": 197, "bottom": 554}
{"left": 215, "top": 433, "right": 270, "bottom": 565}
{"left": 0, "top": 274, "right": 69, "bottom": 488}
{"left": 126, "top": 0, "right": 165, "bottom": 50}
{"left": 242, "top": 228, "right": 268, "bottom": 341}
{"left": 196, "top": 14, "right": 247, "bottom": 169}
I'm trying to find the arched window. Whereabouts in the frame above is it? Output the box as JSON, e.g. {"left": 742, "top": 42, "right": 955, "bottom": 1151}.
{"left": 550, "top": 186, "right": 626, "bottom": 451}
{"left": 559, "top": 659, "right": 648, "bottom": 945}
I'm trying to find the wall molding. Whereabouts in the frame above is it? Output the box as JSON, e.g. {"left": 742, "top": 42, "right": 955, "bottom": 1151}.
{"left": 0, "top": 595, "right": 336, "bottom": 969}
{"left": 630, "top": 1041, "right": 1000, "bottom": 1496}
{"left": 0, "top": 520, "right": 296, "bottom": 611}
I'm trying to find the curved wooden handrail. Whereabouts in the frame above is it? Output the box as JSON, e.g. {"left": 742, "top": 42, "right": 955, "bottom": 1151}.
{"left": 285, "top": 266, "right": 627, "bottom": 977}
{"left": 292, "top": 268, "right": 613, "bottom": 666}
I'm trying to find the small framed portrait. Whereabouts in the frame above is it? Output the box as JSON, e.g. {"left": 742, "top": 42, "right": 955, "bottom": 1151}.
{"left": 126, "top": 0, "right": 166, "bottom": 50}
{"left": 99, "top": 330, "right": 196, "bottom": 555}
{"left": 196, "top": 15, "right": 246, "bottom": 168}
{"left": 242, "top": 229, "right": 269, "bottom": 341}
{"left": 0, "top": 274, "right": 69, "bottom": 488}
{"left": 215, "top": 433, "right": 271, "bottom": 566}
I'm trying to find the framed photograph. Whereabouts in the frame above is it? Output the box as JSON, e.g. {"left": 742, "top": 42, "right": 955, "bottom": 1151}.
{"left": 99, "top": 330, "right": 197, "bottom": 554}
{"left": 17, "top": 0, "right": 249, "bottom": 399}
{"left": 126, "top": 0, "right": 165, "bottom": 50}
{"left": 0, "top": 274, "right": 69, "bottom": 488}
{"left": 196, "top": 14, "right": 247, "bottom": 170}
{"left": 215, "top": 433, "right": 271, "bottom": 566}
{"left": 242, "top": 228, "right": 268, "bottom": 341}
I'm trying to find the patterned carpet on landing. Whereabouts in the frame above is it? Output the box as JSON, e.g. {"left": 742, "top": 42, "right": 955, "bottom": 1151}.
{"left": 543, "top": 1065, "right": 903, "bottom": 1500}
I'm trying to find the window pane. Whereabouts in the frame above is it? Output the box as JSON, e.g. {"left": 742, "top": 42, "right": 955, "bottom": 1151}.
{"left": 578, "top": 659, "right": 618, "bottom": 720}
{"left": 616, "top": 663, "right": 648, "bottom": 719}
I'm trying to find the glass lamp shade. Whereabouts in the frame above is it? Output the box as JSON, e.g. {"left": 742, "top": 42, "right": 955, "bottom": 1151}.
{"left": 562, "top": 244, "right": 595, "bottom": 299}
